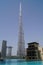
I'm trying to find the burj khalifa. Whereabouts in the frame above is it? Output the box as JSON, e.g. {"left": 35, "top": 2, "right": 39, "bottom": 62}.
{"left": 17, "top": 2, "right": 25, "bottom": 57}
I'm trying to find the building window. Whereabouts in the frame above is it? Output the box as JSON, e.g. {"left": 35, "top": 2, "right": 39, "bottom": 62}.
{"left": 29, "top": 57, "right": 31, "bottom": 59}
{"left": 32, "top": 57, "right": 35, "bottom": 59}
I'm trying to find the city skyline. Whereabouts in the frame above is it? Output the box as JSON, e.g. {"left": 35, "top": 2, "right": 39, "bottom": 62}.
{"left": 0, "top": 0, "right": 43, "bottom": 55}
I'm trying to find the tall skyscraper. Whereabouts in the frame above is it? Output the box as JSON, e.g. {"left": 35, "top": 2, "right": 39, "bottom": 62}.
{"left": 1, "top": 40, "right": 7, "bottom": 58}
{"left": 17, "top": 2, "right": 25, "bottom": 57}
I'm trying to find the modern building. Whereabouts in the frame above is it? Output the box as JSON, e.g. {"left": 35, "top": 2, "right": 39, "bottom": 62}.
{"left": 26, "top": 42, "right": 43, "bottom": 60}
{"left": 7, "top": 46, "right": 12, "bottom": 57}
{"left": 17, "top": 2, "right": 25, "bottom": 57}
{"left": 1, "top": 40, "right": 7, "bottom": 58}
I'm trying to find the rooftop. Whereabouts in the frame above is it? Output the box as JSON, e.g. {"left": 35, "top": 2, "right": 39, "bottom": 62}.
{"left": 28, "top": 42, "right": 39, "bottom": 45}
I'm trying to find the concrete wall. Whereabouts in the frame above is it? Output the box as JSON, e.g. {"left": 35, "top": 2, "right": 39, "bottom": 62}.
{"left": 38, "top": 47, "right": 43, "bottom": 60}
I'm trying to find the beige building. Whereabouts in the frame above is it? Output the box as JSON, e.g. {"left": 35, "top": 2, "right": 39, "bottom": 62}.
{"left": 38, "top": 46, "right": 43, "bottom": 60}
{"left": 26, "top": 42, "right": 43, "bottom": 60}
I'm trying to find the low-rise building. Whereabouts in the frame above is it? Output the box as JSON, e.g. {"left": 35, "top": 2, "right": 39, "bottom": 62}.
{"left": 26, "top": 42, "right": 43, "bottom": 60}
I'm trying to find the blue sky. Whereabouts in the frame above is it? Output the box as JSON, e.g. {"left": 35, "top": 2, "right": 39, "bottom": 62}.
{"left": 0, "top": 0, "right": 43, "bottom": 55}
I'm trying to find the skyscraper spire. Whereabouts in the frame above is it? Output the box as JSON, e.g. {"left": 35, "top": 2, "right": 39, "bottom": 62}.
{"left": 17, "top": 2, "right": 25, "bottom": 57}
{"left": 20, "top": 2, "right": 22, "bottom": 16}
